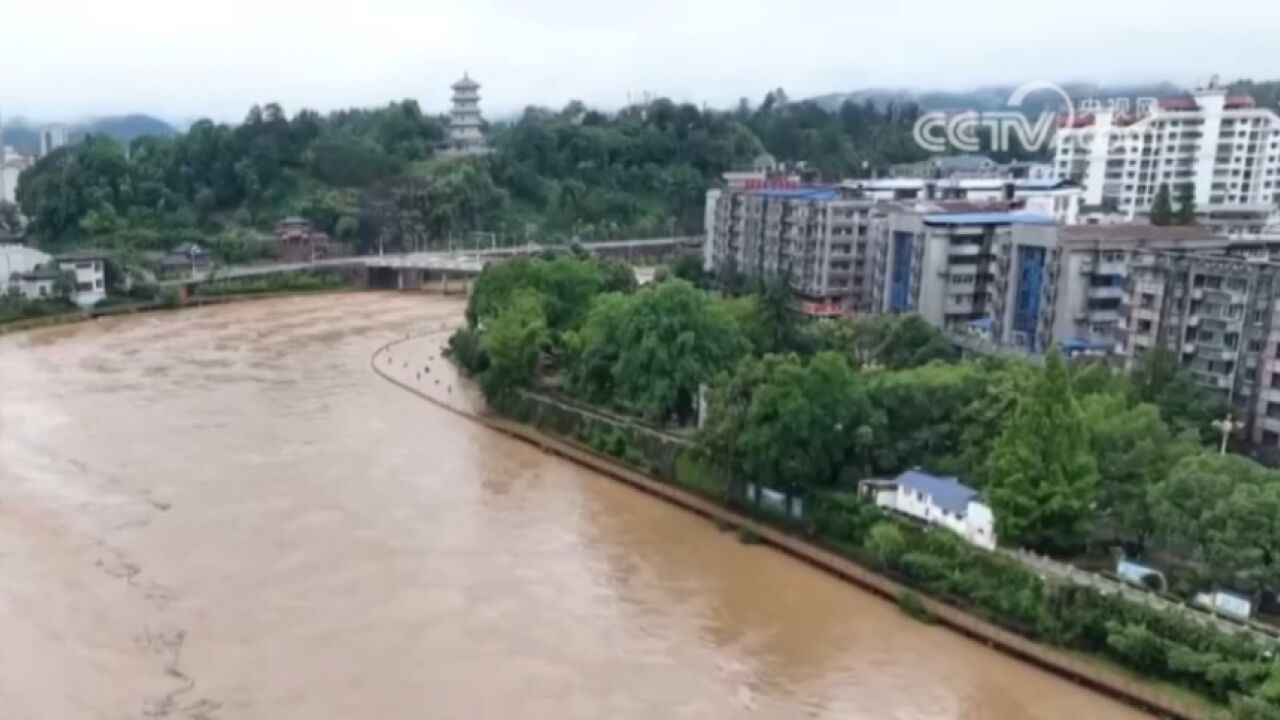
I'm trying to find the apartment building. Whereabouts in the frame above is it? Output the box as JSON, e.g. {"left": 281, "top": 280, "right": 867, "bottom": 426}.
{"left": 1054, "top": 81, "right": 1280, "bottom": 237}
{"left": 1054, "top": 225, "right": 1229, "bottom": 350}
{"left": 1109, "top": 251, "right": 1280, "bottom": 445}
{"left": 842, "top": 177, "right": 1084, "bottom": 224}
{"left": 876, "top": 208, "right": 1061, "bottom": 351}
{"left": 703, "top": 185, "right": 884, "bottom": 315}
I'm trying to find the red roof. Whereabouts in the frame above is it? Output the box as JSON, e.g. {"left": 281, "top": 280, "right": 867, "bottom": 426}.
{"left": 1158, "top": 96, "right": 1199, "bottom": 111}
{"left": 1226, "top": 95, "right": 1257, "bottom": 109}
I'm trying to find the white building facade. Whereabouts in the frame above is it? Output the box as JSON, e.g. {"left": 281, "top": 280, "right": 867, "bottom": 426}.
{"left": 866, "top": 470, "right": 997, "bottom": 550}
{"left": 56, "top": 250, "right": 108, "bottom": 307}
{"left": 1055, "top": 82, "right": 1280, "bottom": 237}
{"left": 39, "top": 125, "right": 69, "bottom": 157}
{"left": 1, "top": 146, "right": 34, "bottom": 205}
{"left": 2, "top": 244, "right": 53, "bottom": 299}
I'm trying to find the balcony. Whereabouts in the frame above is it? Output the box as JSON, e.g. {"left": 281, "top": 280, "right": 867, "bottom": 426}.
{"left": 1088, "top": 286, "right": 1126, "bottom": 301}
{"left": 948, "top": 244, "right": 985, "bottom": 257}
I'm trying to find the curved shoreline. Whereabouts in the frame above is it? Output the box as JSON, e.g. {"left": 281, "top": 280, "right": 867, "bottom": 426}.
{"left": 370, "top": 329, "right": 1212, "bottom": 720}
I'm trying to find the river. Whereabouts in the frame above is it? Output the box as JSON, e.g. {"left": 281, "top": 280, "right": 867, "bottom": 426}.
{"left": 0, "top": 293, "right": 1150, "bottom": 720}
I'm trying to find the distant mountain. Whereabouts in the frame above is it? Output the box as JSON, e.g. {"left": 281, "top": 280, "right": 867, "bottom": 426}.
{"left": 808, "top": 82, "right": 1189, "bottom": 115}
{"left": 1, "top": 114, "right": 177, "bottom": 155}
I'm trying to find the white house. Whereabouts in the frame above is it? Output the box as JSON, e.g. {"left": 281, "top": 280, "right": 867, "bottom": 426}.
{"left": 11, "top": 267, "right": 61, "bottom": 300}
{"left": 56, "top": 249, "right": 108, "bottom": 307}
{"left": 863, "top": 470, "right": 997, "bottom": 550}
{"left": 1, "top": 243, "right": 51, "bottom": 279}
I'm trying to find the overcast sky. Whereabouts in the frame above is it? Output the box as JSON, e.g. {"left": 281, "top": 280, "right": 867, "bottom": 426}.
{"left": 4, "top": 0, "right": 1279, "bottom": 124}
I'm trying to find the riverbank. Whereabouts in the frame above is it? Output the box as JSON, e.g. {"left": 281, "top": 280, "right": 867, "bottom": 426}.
{"left": 0, "top": 287, "right": 367, "bottom": 337}
{"left": 371, "top": 329, "right": 1217, "bottom": 720}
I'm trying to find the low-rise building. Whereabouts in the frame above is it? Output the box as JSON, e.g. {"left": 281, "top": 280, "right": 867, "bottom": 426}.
{"left": 274, "top": 218, "right": 333, "bottom": 263}
{"left": 157, "top": 241, "right": 211, "bottom": 277}
{"left": 862, "top": 469, "right": 996, "bottom": 550}
{"left": 10, "top": 267, "right": 62, "bottom": 300}
{"left": 1, "top": 242, "right": 51, "bottom": 281}
{"left": 55, "top": 249, "right": 109, "bottom": 307}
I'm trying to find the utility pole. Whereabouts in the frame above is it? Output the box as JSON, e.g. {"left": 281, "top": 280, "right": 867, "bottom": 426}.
{"left": 0, "top": 110, "right": 6, "bottom": 208}
{"left": 1212, "top": 413, "right": 1244, "bottom": 455}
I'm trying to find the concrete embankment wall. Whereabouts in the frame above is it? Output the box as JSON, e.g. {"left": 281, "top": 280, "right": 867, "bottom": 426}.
{"left": 369, "top": 334, "right": 1213, "bottom": 720}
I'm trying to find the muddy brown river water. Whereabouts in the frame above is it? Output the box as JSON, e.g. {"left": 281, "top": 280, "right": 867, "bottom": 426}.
{"left": 0, "top": 293, "right": 1151, "bottom": 719}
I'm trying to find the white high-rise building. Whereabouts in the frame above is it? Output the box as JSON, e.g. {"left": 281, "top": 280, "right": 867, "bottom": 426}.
{"left": 39, "top": 125, "right": 69, "bottom": 157}
{"left": 1, "top": 146, "right": 34, "bottom": 205}
{"left": 1054, "top": 79, "right": 1280, "bottom": 238}
{"left": 446, "top": 73, "right": 488, "bottom": 155}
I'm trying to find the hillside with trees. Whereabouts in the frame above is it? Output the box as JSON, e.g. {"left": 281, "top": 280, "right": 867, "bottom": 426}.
{"left": 13, "top": 93, "right": 934, "bottom": 260}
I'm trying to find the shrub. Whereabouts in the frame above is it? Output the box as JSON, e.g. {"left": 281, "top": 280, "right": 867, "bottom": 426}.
{"left": 865, "top": 522, "right": 907, "bottom": 566}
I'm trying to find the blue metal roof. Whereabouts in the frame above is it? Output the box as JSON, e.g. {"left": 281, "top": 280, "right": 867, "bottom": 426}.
{"left": 894, "top": 470, "right": 978, "bottom": 514}
{"left": 968, "top": 316, "right": 994, "bottom": 330}
{"left": 1060, "top": 336, "right": 1114, "bottom": 351}
{"left": 750, "top": 187, "right": 838, "bottom": 200}
{"left": 923, "top": 211, "right": 1056, "bottom": 226}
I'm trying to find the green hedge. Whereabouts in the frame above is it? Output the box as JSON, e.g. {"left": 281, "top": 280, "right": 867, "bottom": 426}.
{"left": 193, "top": 270, "right": 344, "bottom": 297}
{"left": 811, "top": 497, "right": 1276, "bottom": 715}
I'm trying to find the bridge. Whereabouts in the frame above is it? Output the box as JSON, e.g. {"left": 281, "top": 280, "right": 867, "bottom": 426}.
{"left": 167, "top": 236, "right": 701, "bottom": 292}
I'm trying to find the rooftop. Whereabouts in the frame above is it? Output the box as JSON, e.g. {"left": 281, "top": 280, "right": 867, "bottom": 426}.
{"left": 56, "top": 249, "right": 111, "bottom": 261}
{"left": 923, "top": 211, "right": 1055, "bottom": 226}
{"left": 13, "top": 267, "right": 63, "bottom": 281}
{"left": 749, "top": 186, "right": 838, "bottom": 200}
{"left": 894, "top": 470, "right": 978, "bottom": 515}
{"left": 1061, "top": 224, "right": 1224, "bottom": 246}
{"left": 452, "top": 73, "right": 480, "bottom": 90}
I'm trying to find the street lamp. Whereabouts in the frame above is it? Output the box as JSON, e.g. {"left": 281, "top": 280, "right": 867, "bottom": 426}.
{"left": 1211, "top": 413, "right": 1245, "bottom": 455}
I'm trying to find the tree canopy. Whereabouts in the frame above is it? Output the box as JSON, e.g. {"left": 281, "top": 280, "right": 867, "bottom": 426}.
{"left": 986, "top": 350, "right": 1099, "bottom": 552}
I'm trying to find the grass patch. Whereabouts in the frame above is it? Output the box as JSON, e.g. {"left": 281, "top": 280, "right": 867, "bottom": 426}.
{"left": 897, "top": 590, "right": 935, "bottom": 623}
{"left": 674, "top": 452, "right": 727, "bottom": 498}
{"left": 1059, "top": 650, "right": 1226, "bottom": 716}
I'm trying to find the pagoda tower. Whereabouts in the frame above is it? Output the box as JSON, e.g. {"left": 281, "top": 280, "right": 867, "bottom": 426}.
{"left": 447, "top": 73, "right": 488, "bottom": 154}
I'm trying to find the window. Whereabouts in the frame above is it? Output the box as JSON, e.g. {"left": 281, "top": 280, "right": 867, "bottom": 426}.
{"left": 1265, "top": 431, "right": 1280, "bottom": 447}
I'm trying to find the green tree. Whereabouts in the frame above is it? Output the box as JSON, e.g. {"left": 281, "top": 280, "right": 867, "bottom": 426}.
{"left": 1150, "top": 183, "right": 1174, "bottom": 226}
{"left": 0, "top": 201, "right": 21, "bottom": 234}
{"left": 698, "top": 351, "right": 873, "bottom": 503}
{"left": 478, "top": 289, "right": 547, "bottom": 405}
{"left": 1079, "top": 394, "right": 1196, "bottom": 550}
{"left": 879, "top": 314, "right": 956, "bottom": 368}
{"left": 568, "top": 280, "right": 748, "bottom": 424}
{"left": 1130, "top": 346, "right": 1222, "bottom": 437}
{"left": 1151, "top": 452, "right": 1280, "bottom": 593}
{"left": 986, "top": 350, "right": 1098, "bottom": 552}
{"left": 1175, "top": 182, "right": 1197, "bottom": 225}
{"left": 864, "top": 362, "right": 991, "bottom": 475}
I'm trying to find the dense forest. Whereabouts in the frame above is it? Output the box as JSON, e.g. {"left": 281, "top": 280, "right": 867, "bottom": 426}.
{"left": 12, "top": 92, "right": 932, "bottom": 260}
